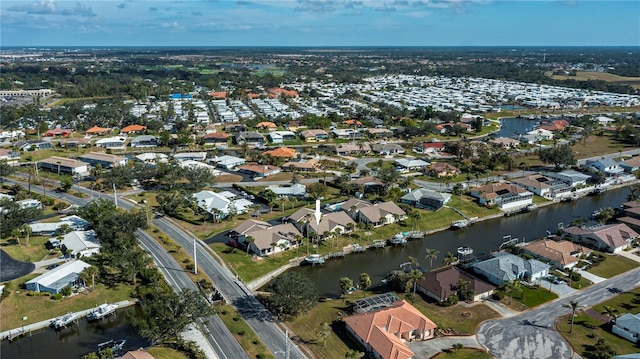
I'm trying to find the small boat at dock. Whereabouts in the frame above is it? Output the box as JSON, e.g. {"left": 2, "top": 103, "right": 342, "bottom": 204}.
{"left": 389, "top": 234, "right": 408, "bottom": 245}
{"left": 51, "top": 312, "right": 80, "bottom": 329}
{"left": 525, "top": 203, "right": 538, "bottom": 212}
{"left": 457, "top": 246, "right": 473, "bottom": 257}
{"left": 304, "top": 254, "right": 325, "bottom": 265}
{"left": 87, "top": 303, "right": 117, "bottom": 321}
{"left": 97, "top": 339, "right": 126, "bottom": 353}
{"left": 450, "top": 219, "right": 470, "bottom": 229}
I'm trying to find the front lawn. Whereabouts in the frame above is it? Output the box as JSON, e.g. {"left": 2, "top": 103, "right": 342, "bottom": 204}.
{"left": 587, "top": 253, "right": 639, "bottom": 278}
{"left": 410, "top": 297, "right": 501, "bottom": 335}
{"left": 433, "top": 348, "right": 494, "bottom": 359}
{"left": 557, "top": 313, "right": 640, "bottom": 357}
{"left": 499, "top": 285, "right": 558, "bottom": 310}
{"left": 0, "top": 235, "right": 57, "bottom": 262}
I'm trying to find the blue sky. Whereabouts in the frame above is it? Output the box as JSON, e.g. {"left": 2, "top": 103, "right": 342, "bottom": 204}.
{"left": 1, "top": 1, "right": 639, "bottom": 47}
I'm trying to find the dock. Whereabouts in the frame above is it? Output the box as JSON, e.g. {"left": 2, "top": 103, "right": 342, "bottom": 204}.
{"left": 371, "top": 239, "right": 387, "bottom": 248}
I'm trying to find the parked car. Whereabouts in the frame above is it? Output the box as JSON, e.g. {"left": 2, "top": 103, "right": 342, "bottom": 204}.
{"left": 46, "top": 263, "right": 60, "bottom": 270}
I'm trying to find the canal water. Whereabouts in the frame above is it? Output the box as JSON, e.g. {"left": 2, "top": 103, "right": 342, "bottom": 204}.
{"left": 0, "top": 307, "right": 149, "bottom": 359}
{"left": 293, "top": 186, "right": 633, "bottom": 297}
{"left": 494, "top": 117, "right": 539, "bottom": 139}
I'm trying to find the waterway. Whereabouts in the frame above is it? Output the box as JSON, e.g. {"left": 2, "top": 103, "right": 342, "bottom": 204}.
{"left": 0, "top": 307, "right": 149, "bottom": 359}
{"left": 494, "top": 117, "right": 539, "bottom": 139}
{"left": 292, "top": 186, "right": 632, "bottom": 297}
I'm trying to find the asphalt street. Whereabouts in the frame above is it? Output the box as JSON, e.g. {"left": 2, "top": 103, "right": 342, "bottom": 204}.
{"left": 477, "top": 267, "right": 640, "bottom": 359}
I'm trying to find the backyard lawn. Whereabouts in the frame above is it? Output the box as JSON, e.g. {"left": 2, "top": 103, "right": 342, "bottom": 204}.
{"left": 0, "top": 235, "right": 58, "bottom": 263}
{"left": 432, "top": 348, "right": 494, "bottom": 359}
{"left": 587, "top": 253, "right": 639, "bottom": 278}
{"left": 146, "top": 347, "right": 189, "bottom": 359}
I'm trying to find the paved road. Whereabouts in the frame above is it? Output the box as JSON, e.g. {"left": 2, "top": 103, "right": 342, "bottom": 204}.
{"left": 477, "top": 267, "right": 640, "bottom": 359}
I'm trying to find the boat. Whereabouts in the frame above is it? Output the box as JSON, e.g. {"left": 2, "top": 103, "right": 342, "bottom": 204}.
{"left": 588, "top": 188, "right": 606, "bottom": 196}
{"left": 450, "top": 219, "right": 470, "bottom": 229}
{"left": 457, "top": 246, "right": 473, "bottom": 257}
{"left": 87, "top": 303, "right": 118, "bottom": 321}
{"left": 51, "top": 312, "right": 80, "bottom": 329}
{"left": 97, "top": 339, "right": 126, "bottom": 353}
{"left": 524, "top": 203, "right": 538, "bottom": 212}
{"left": 304, "top": 254, "right": 325, "bottom": 265}
{"left": 389, "top": 234, "right": 408, "bottom": 245}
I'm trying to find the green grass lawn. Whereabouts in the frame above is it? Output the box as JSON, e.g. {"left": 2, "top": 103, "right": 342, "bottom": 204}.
{"left": 0, "top": 277, "right": 135, "bottom": 331}
{"left": 0, "top": 235, "right": 59, "bottom": 262}
{"left": 587, "top": 253, "right": 639, "bottom": 278}
{"left": 218, "top": 305, "right": 275, "bottom": 359}
{"left": 432, "top": 348, "right": 494, "bottom": 359}
{"left": 146, "top": 347, "right": 189, "bottom": 359}
{"left": 591, "top": 287, "right": 640, "bottom": 315}
{"left": 557, "top": 313, "right": 640, "bottom": 357}
{"left": 409, "top": 295, "right": 501, "bottom": 335}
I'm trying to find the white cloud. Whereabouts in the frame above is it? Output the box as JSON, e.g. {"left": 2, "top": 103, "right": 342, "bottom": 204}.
{"left": 7, "top": 1, "right": 96, "bottom": 17}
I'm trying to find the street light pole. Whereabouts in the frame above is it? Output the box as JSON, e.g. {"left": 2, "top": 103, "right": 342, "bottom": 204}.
{"left": 193, "top": 237, "right": 198, "bottom": 275}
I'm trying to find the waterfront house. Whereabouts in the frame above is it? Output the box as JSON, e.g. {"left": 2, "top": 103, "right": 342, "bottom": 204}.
{"left": 79, "top": 152, "right": 127, "bottom": 169}
{"left": 401, "top": 188, "right": 451, "bottom": 210}
{"left": 130, "top": 135, "right": 158, "bottom": 148}
{"left": 538, "top": 120, "right": 570, "bottom": 132}
{"left": 235, "top": 131, "right": 266, "bottom": 148}
{"left": 287, "top": 208, "right": 356, "bottom": 240}
{"left": 488, "top": 137, "right": 520, "bottom": 149}
{"left": 300, "top": 129, "right": 329, "bottom": 142}
{"left": 544, "top": 170, "right": 592, "bottom": 187}
{"left": 267, "top": 184, "right": 306, "bottom": 198}
{"left": 210, "top": 155, "right": 246, "bottom": 170}
{"left": 618, "top": 200, "right": 640, "bottom": 231}
{"left": 619, "top": 156, "right": 640, "bottom": 173}
{"left": 173, "top": 152, "right": 207, "bottom": 162}
{"left": 340, "top": 198, "right": 374, "bottom": 215}
{"left": 39, "top": 156, "right": 89, "bottom": 175}
{"left": 262, "top": 147, "right": 296, "bottom": 159}
{"left": 343, "top": 300, "right": 437, "bottom": 359}
{"left": 120, "top": 124, "right": 147, "bottom": 135}
{"left": 562, "top": 221, "right": 638, "bottom": 253}
{"left": 94, "top": 136, "right": 127, "bottom": 149}
{"left": 584, "top": 158, "right": 624, "bottom": 177}
{"left": 26, "top": 260, "right": 91, "bottom": 294}
{"left": 61, "top": 230, "right": 101, "bottom": 258}
{"left": 372, "top": 143, "right": 405, "bottom": 155}
{"left": 416, "top": 266, "right": 496, "bottom": 303}
{"left": 612, "top": 313, "right": 640, "bottom": 344}
{"left": 520, "top": 239, "right": 590, "bottom": 270}
{"left": 472, "top": 252, "right": 549, "bottom": 286}
{"left": 526, "top": 128, "right": 554, "bottom": 140}
{"left": 238, "top": 164, "right": 281, "bottom": 178}
{"left": 395, "top": 158, "right": 429, "bottom": 173}
{"left": 470, "top": 183, "right": 533, "bottom": 210}
{"left": 352, "top": 201, "right": 406, "bottom": 228}
{"left": 511, "top": 174, "right": 572, "bottom": 199}
{"left": 193, "top": 190, "right": 253, "bottom": 220}
{"left": 29, "top": 215, "right": 90, "bottom": 236}
{"left": 231, "top": 220, "right": 302, "bottom": 257}
{"left": 121, "top": 348, "right": 156, "bottom": 359}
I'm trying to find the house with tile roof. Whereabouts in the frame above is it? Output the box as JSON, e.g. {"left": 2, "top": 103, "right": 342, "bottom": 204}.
{"left": 120, "top": 124, "right": 147, "bottom": 134}
{"left": 520, "top": 239, "right": 591, "bottom": 269}
{"left": 286, "top": 208, "right": 356, "bottom": 240}
{"left": 511, "top": 174, "right": 572, "bottom": 199}
{"left": 85, "top": 126, "right": 111, "bottom": 136}
{"left": 428, "top": 162, "right": 461, "bottom": 178}
{"left": 43, "top": 128, "right": 73, "bottom": 138}
{"left": 121, "top": 349, "right": 156, "bottom": 359}
{"left": 335, "top": 143, "right": 372, "bottom": 156}
{"left": 230, "top": 219, "right": 302, "bottom": 257}
{"left": 472, "top": 252, "right": 550, "bottom": 286}
{"left": 234, "top": 131, "right": 266, "bottom": 148}
{"left": 300, "top": 129, "right": 329, "bottom": 142}
{"left": 238, "top": 164, "right": 281, "bottom": 178}
{"left": 562, "top": 221, "right": 638, "bottom": 253}
{"left": 612, "top": 313, "right": 640, "bottom": 344}
{"left": 470, "top": 182, "right": 533, "bottom": 210}
{"left": 262, "top": 147, "right": 296, "bottom": 159}
{"left": 282, "top": 158, "right": 319, "bottom": 173}
{"left": 401, "top": 188, "right": 451, "bottom": 210}
{"left": 202, "top": 132, "right": 229, "bottom": 146}
{"left": 256, "top": 121, "right": 277, "bottom": 131}
{"left": 352, "top": 201, "right": 407, "bottom": 228}
{"left": 343, "top": 300, "right": 437, "bottom": 359}
{"left": 416, "top": 266, "right": 496, "bottom": 303}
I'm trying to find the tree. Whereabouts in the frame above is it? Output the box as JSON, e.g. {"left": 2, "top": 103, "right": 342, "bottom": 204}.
{"left": 563, "top": 300, "right": 583, "bottom": 334}
{"left": 345, "top": 350, "right": 365, "bottom": 359}
{"left": 594, "top": 207, "right": 614, "bottom": 224}
{"left": 119, "top": 248, "right": 153, "bottom": 285}
{"left": 503, "top": 278, "right": 522, "bottom": 305}
{"left": 131, "top": 288, "right": 215, "bottom": 344}
{"left": 80, "top": 265, "right": 99, "bottom": 290}
{"left": 585, "top": 336, "right": 616, "bottom": 359}
{"left": 245, "top": 236, "right": 255, "bottom": 254}
{"left": 408, "top": 269, "right": 423, "bottom": 296}
{"left": 0, "top": 159, "right": 16, "bottom": 179}
{"left": 443, "top": 252, "right": 457, "bottom": 266}
{"left": 316, "top": 322, "right": 331, "bottom": 347}
{"left": 260, "top": 189, "right": 277, "bottom": 209}
{"left": 339, "top": 277, "right": 353, "bottom": 296}
{"left": 425, "top": 248, "right": 439, "bottom": 269}
{"left": 307, "top": 182, "right": 327, "bottom": 200}
{"left": 182, "top": 165, "right": 215, "bottom": 191}
{"left": 19, "top": 224, "right": 32, "bottom": 247}
{"left": 60, "top": 177, "right": 73, "bottom": 192}
{"left": 262, "top": 272, "right": 320, "bottom": 320}
{"left": 539, "top": 144, "right": 576, "bottom": 169}
{"left": 408, "top": 210, "right": 421, "bottom": 231}
{"left": 601, "top": 305, "right": 618, "bottom": 326}
{"left": 359, "top": 273, "right": 371, "bottom": 297}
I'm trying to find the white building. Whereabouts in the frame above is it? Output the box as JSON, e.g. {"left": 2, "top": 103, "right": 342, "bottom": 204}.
{"left": 192, "top": 190, "right": 254, "bottom": 219}
{"left": 61, "top": 230, "right": 101, "bottom": 258}
{"left": 25, "top": 260, "right": 91, "bottom": 294}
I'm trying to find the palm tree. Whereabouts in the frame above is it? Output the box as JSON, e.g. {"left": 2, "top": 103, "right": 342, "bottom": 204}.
{"left": 425, "top": 248, "right": 439, "bottom": 269}
{"left": 563, "top": 300, "right": 583, "bottom": 334}
{"left": 408, "top": 256, "right": 419, "bottom": 269}
{"left": 504, "top": 278, "right": 522, "bottom": 305}
{"left": 245, "top": 236, "right": 255, "bottom": 254}
{"left": 339, "top": 277, "right": 353, "bottom": 297}
{"left": 316, "top": 322, "right": 331, "bottom": 347}
{"left": 601, "top": 305, "right": 618, "bottom": 327}
{"left": 80, "top": 266, "right": 99, "bottom": 290}
{"left": 408, "top": 210, "right": 421, "bottom": 231}
{"left": 19, "top": 224, "right": 32, "bottom": 247}
{"left": 408, "top": 269, "right": 423, "bottom": 296}
{"left": 442, "top": 252, "right": 457, "bottom": 266}
{"left": 359, "top": 273, "right": 371, "bottom": 297}
{"left": 11, "top": 227, "right": 22, "bottom": 247}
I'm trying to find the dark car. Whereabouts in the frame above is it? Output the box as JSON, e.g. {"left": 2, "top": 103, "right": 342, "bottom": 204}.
{"left": 46, "top": 263, "right": 60, "bottom": 270}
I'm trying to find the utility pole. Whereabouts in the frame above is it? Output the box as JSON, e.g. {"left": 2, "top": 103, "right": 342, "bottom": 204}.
{"left": 285, "top": 328, "right": 290, "bottom": 359}
{"left": 113, "top": 183, "right": 117, "bottom": 207}
{"left": 194, "top": 237, "right": 198, "bottom": 275}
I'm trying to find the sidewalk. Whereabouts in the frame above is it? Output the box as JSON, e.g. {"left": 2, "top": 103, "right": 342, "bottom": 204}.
{"left": 575, "top": 268, "right": 605, "bottom": 284}
{"left": 617, "top": 248, "right": 640, "bottom": 263}
{"left": 480, "top": 298, "right": 519, "bottom": 318}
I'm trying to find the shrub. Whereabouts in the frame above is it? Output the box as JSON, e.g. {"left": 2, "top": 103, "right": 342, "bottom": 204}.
{"left": 61, "top": 285, "right": 73, "bottom": 296}
{"left": 237, "top": 330, "right": 246, "bottom": 336}
{"left": 570, "top": 272, "right": 582, "bottom": 282}
{"left": 52, "top": 293, "right": 63, "bottom": 300}
{"left": 27, "top": 291, "right": 50, "bottom": 297}
{"left": 52, "top": 202, "right": 67, "bottom": 211}
{"left": 492, "top": 292, "right": 504, "bottom": 301}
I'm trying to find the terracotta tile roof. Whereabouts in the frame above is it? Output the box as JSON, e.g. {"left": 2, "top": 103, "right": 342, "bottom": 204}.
{"left": 120, "top": 125, "right": 147, "bottom": 133}
{"left": 203, "top": 132, "right": 229, "bottom": 139}
{"left": 343, "top": 300, "right": 437, "bottom": 359}
{"left": 521, "top": 239, "right": 589, "bottom": 267}
{"left": 262, "top": 147, "right": 296, "bottom": 158}
{"left": 85, "top": 126, "right": 111, "bottom": 135}
{"left": 563, "top": 223, "right": 638, "bottom": 250}
{"left": 209, "top": 91, "right": 227, "bottom": 99}
{"left": 256, "top": 121, "right": 277, "bottom": 129}
{"left": 238, "top": 164, "right": 280, "bottom": 175}
{"left": 343, "top": 119, "right": 363, "bottom": 126}
{"left": 282, "top": 159, "right": 319, "bottom": 170}
{"left": 358, "top": 201, "right": 406, "bottom": 223}
{"left": 121, "top": 349, "right": 155, "bottom": 359}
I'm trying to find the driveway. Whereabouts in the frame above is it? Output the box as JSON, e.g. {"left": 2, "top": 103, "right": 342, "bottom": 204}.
{"left": 409, "top": 336, "right": 483, "bottom": 359}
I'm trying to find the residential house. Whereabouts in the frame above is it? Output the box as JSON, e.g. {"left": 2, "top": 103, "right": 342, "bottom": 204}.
{"left": 61, "top": 230, "right": 101, "bottom": 258}
{"left": 620, "top": 156, "right": 640, "bottom": 173}
{"left": 414, "top": 142, "right": 445, "bottom": 155}
{"left": 353, "top": 201, "right": 406, "bottom": 228}
{"left": 348, "top": 176, "right": 385, "bottom": 194}
{"left": 366, "top": 128, "right": 393, "bottom": 138}
{"left": 267, "top": 184, "right": 307, "bottom": 198}
{"left": 235, "top": 132, "right": 266, "bottom": 148}
{"left": 224, "top": 124, "right": 247, "bottom": 133}
{"left": 489, "top": 137, "right": 520, "bottom": 149}
{"left": 612, "top": 313, "right": 640, "bottom": 344}
{"left": 523, "top": 129, "right": 554, "bottom": 142}
{"left": 585, "top": 158, "right": 624, "bottom": 177}
{"left": 472, "top": 252, "right": 550, "bottom": 286}
{"left": 416, "top": 266, "right": 496, "bottom": 303}
{"left": 331, "top": 129, "right": 362, "bottom": 140}
{"left": 238, "top": 164, "right": 281, "bottom": 178}
{"left": 178, "top": 160, "right": 223, "bottom": 176}
{"left": 134, "top": 153, "right": 168, "bottom": 165}
{"left": 262, "top": 147, "right": 296, "bottom": 159}
{"left": 193, "top": 190, "right": 253, "bottom": 219}
{"left": 596, "top": 116, "right": 616, "bottom": 126}
{"left": 562, "top": 221, "right": 638, "bottom": 253}
{"left": 203, "top": 132, "right": 229, "bottom": 147}
{"left": 520, "top": 239, "right": 590, "bottom": 270}
{"left": 395, "top": 158, "right": 429, "bottom": 173}
{"left": 401, "top": 188, "right": 451, "bottom": 210}
{"left": 335, "top": 143, "right": 372, "bottom": 156}
{"left": 287, "top": 208, "right": 356, "bottom": 240}
{"left": 343, "top": 119, "right": 363, "bottom": 127}
{"left": 173, "top": 152, "right": 207, "bottom": 162}
{"left": 39, "top": 156, "right": 89, "bottom": 175}
{"left": 25, "top": 260, "right": 91, "bottom": 294}
{"left": 281, "top": 158, "right": 319, "bottom": 173}
{"left": 210, "top": 155, "right": 246, "bottom": 170}
{"left": 538, "top": 120, "right": 570, "bottom": 132}
{"left": 268, "top": 131, "right": 297, "bottom": 144}
{"left": 78, "top": 152, "right": 127, "bottom": 169}
{"left": 428, "top": 162, "right": 461, "bottom": 178}
{"left": 43, "top": 128, "right": 73, "bottom": 138}
{"left": 256, "top": 121, "right": 277, "bottom": 131}
{"left": 94, "top": 136, "right": 127, "bottom": 149}
{"left": 0, "top": 148, "right": 20, "bottom": 163}
{"left": 372, "top": 143, "right": 405, "bottom": 155}
{"left": 344, "top": 300, "right": 437, "bottom": 359}
{"left": 230, "top": 220, "right": 302, "bottom": 257}
{"left": 120, "top": 124, "right": 147, "bottom": 135}
{"left": 544, "top": 170, "right": 592, "bottom": 187}
{"left": 300, "top": 129, "right": 329, "bottom": 142}
{"left": 29, "top": 215, "right": 90, "bottom": 236}
{"left": 470, "top": 183, "right": 533, "bottom": 210}
{"left": 618, "top": 200, "right": 640, "bottom": 231}
{"left": 339, "top": 198, "right": 374, "bottom": 214}
{"left": 284, "top": 121, "right": 304, "bottom": 132}
{"left": 85, "top": 126, "right": 111, "bottom": 136}
{"left": 121, "top": 349, "right": 156, "bottom": 359}
{"left": 511, "top": 174, "right": 572, "bottom": 199}
{"left": 130, "top": 135, "right": 159, "bottom": 148}
{"left": 15, "top": 140, "right": 54, "bottom": 151}
{"left": 15, "top": 199, "right": 42, "bottom": 210}
{"left": 59, "top": 137, "right": 91, "bottom": 149}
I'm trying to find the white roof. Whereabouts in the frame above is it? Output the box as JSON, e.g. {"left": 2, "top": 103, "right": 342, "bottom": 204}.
{"left": 211, "top": 155, "right": 245, "bottom": 166}
{"left": 94, "top": 137, "right": 126, "bottom": 144}
{"left": 267, "top": 184, "right": 307, "bottom": 196}
{"left": 61, "top": 230, "right": 101, "bottom": 255}
{"left": 193, "top": 190, "right": 253, "bottom": 215}
{"left": 178, "top": 160, "right": 223, "bottom": 176}
{"left": 395, "top": 158, "right": 429, "bottom": 167}
{"left": 26, "top": 260, "right": 91, "bottom": 288}
{"left": 135, "top": 153, "right": 168, "bottom": 162}
{"left": 30, "top": 215, "right": 90, "bottom": 234}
